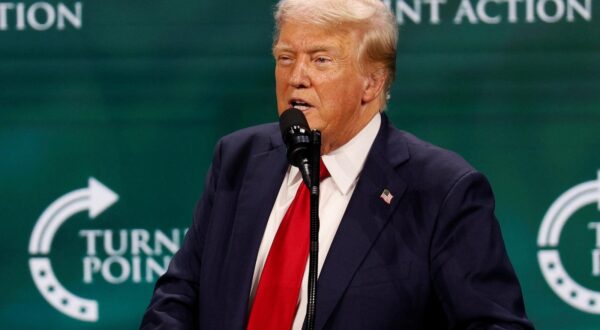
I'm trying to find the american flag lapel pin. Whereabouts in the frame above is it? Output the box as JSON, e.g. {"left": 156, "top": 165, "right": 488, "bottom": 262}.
{"left": 380, "top": 188, "right": 393, "bottom": 205}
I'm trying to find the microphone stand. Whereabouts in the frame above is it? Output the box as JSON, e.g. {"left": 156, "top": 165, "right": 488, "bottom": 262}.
{"left": 305, "top": 130, "right": 321, "bottom": 330}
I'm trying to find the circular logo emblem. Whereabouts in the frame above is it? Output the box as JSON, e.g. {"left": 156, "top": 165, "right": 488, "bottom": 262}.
{"left": 28, "top": 178, "right": 118, "bottom": 322}
{"left": 537, "top": 170, "right": 600, "bottom": 314}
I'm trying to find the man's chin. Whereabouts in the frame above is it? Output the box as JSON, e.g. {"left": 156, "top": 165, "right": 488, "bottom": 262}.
{"left": 305, "top": 119, "right": 324, "bottom": 132}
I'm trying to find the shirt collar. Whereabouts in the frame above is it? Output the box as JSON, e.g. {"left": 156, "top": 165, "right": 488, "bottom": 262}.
{"left": 287, "top": 113, "right": 381, "bottom": 195}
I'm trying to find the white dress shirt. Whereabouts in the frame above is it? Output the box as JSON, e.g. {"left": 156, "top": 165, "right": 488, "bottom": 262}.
{"left": 249, "top": 113, "right": 382, "bottom": 329}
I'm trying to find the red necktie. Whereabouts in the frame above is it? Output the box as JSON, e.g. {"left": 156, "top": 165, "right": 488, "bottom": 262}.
{"left": 247, "top": 160, "right": 329, "bottom": 330}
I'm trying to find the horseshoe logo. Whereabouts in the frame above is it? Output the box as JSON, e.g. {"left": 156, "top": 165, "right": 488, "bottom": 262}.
{"left": 538, "top": 171, "right": 600, "bottom": 314}
{"left": 28, "top": 178, "right": 118, "bottom": 322}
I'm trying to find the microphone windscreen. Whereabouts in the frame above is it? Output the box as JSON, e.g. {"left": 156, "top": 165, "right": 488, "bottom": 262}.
{"left": 279, "top": 108, "right": 309, "bottom": 139}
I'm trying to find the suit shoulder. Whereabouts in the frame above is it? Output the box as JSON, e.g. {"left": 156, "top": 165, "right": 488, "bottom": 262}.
{"left": 220, "top": 122, "right": 278, "bottom": 145}
{"left": 216, "top": 122, "right": 280, "bottom": 157}
{"left": 207, "top": 122, "right": 282, "bottom": 190}
{"left": 393, "top": 129, "right": 477, "bottom": 186}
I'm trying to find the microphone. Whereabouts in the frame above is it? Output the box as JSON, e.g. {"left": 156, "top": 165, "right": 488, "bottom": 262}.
{"left": 279, "top": 108, "right": 313, "bottom": 187}
{"left": 279, "top": 108, "right": 322, "bottom": 330}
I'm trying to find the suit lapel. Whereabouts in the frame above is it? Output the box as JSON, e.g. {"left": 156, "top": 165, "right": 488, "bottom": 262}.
{"left": 222, "top": 132, "right": 288, "bottom": 329}
{"left": 315, "top": 115, "right": 410, "bottom": 329}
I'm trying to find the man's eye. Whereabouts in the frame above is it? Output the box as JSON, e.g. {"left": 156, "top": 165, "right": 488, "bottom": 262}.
{"left": 315, "top": 57, "right": 331, "bottom": 64}
{"left": 277, "top": 56, "right": 293, "bottom": 65}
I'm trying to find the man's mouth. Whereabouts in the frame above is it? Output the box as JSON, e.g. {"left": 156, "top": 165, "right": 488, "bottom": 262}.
{"left": 290, "top": 99, "right": 313, "bottom": 111}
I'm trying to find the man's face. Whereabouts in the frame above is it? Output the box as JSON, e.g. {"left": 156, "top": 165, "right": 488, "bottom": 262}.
{"left": 274, "top": 21, "right": 379, "bottom": 154}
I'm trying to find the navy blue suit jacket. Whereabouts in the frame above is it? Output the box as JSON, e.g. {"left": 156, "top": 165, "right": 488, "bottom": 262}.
{"left": 141, "top": 115, "right": 533, "bottom": 329}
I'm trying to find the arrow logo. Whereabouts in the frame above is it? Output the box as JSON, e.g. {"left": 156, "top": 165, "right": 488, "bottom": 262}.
{"left": 28, "top": 177, "right": 118, "bottom": 322}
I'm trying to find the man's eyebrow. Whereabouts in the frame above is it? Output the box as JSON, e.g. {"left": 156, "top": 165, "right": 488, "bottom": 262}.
{"left": 273, "top": 44, "right": 292, "bottom": 53}
{"left": 307, "top": 45, "right": 335, "bottom": 53}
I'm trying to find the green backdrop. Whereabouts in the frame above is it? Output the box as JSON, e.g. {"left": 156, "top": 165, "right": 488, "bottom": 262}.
{"left": 1, "top": 0, "right": 599, "bottom": 328}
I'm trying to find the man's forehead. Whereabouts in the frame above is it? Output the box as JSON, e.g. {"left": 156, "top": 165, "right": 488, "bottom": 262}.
{"left": 274, "top": 23, "right": 354, "bottom": 53}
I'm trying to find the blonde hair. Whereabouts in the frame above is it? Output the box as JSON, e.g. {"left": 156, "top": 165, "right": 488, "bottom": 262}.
{"left": 274, "top": 0, "right": 398, "bottom": 108}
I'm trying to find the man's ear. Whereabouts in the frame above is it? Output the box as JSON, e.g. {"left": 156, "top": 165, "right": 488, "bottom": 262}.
{"left": 362, "top": 68, "right": 386, "bottom": 104}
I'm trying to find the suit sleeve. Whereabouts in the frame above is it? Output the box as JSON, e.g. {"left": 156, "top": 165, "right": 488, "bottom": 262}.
{"left": 140, "top": 140, "right": 223, "bottom": 329}
{"left": 430, "top": 171, "right": 535, "bottom": 330}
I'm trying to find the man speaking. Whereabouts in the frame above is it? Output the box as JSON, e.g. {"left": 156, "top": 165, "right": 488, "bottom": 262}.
{"left": 141, "top": 0, "right": 534, "bottom": 329}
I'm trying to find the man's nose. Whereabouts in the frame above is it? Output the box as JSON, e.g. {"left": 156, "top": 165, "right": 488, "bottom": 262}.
{"left": 288, "top": 58, "right": 310, "bottom": 88}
